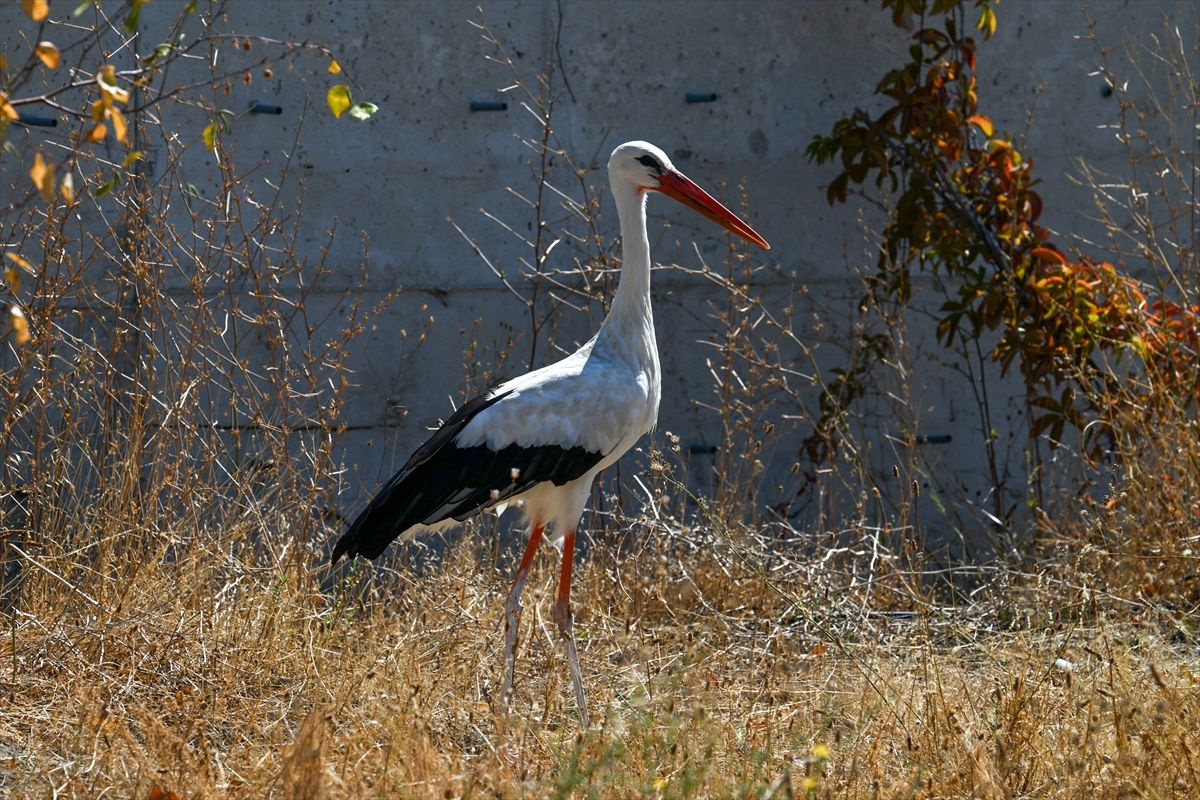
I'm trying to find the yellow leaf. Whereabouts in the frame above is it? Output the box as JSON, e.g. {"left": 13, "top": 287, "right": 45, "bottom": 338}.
{"left": 202, "top": 122, "right": 217, "bottom": 150}
{"left": 5, "top": 253, "right": 37, "bottom": 275}
{"left": 122, "top": 150, "right": 145, "bottom": 167}
{"left": 0, "top": 93, "right": 18, "bottom": 122}
{"left": 4, "top": 256, "right": 29, "bottom": 293}
{"left": 966, "top": 114, "right": 994, "bottom": 138}
{"left": 110, "top": 106, "right": 128, "bottom": 145}
{"left": 60, "top": 171, "right": 75, "bottom": 203}
{"left": 326, "top": 84, "right": 351, "bottom": 118}
{"left": 35, "top": 42, "right": 60, "bottom": 69}
{"left": 91, "top": 98, "right": 106, "bottom": 120}
{"left": 29, "top": 152, "right": 55, "bottom": 200}
{"left": 22, "top": 0, "right": 50, "bottom": 22}
{"left": 97, "top": 64, "right": 129, "bottom": 104}
{"left": 86, "top": 122, "right": 107, "bottom": 142}
{"left": 8, "top": 306, "right": 30, "bottom": 345}
{"left": 977, "top": 6, "right": 997, "bottom": 38}
{"left": 327, "top": 58, "right": 342, "bottom": 75}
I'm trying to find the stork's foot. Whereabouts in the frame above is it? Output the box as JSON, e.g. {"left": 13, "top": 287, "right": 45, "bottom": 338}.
{"left": 501, "top": 583, "right": 524, "bottom": 713}
{"left": 554, "top": 596, "right": 591, "bottom": 728}
{"left": 500, "top": 522, "right": 545, "bottom": 715}
{"left": 555, "top": 528, "right": 590, "bottom": 728}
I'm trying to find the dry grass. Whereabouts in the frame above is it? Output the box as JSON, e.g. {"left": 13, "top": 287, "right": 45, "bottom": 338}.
{"left": 3, "top": 514, "right": 1198, "bottom": 799}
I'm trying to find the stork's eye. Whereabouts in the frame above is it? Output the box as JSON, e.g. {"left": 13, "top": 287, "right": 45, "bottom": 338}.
{"left": 636, "top": 154, "right": 663, "bottom": 173}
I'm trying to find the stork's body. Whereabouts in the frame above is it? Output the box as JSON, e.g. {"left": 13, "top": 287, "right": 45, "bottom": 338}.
{"left": 331, "top": 142, "right": 769, "bottom": 726}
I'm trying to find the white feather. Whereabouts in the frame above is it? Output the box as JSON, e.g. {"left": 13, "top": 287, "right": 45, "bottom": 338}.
{"left": 455, "top": 338, "right": 658, "bottom": 459}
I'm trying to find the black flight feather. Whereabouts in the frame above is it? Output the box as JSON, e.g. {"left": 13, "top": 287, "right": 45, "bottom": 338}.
{"left": 331, "top": 389, "right": 604, "bottom": 562}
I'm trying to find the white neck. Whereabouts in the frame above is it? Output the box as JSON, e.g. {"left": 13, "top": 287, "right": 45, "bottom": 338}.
{"left": 609, "top": 180, "right": 652, "bottom": 312}
{"left": 595, "top": 179, "right": 656, "bottom": 364}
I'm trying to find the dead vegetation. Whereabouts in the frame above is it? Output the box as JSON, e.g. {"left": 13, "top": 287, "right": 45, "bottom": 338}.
{"left": 2, "top": 516, "right": 1198, "bottom": 798}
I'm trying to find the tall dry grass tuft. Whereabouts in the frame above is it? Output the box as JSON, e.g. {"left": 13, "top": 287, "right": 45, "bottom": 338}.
{"left": 1039, "top": 8, "right": 1200, "bottom": 607}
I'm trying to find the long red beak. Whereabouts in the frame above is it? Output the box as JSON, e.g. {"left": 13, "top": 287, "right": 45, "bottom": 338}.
{"left": 654, "top": 170, "right": 771, "bottom": 250}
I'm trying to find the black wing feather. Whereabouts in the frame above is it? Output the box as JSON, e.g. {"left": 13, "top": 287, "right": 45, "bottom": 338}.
{"left": 331, "top": 389, "right": 604, "bottom": 562}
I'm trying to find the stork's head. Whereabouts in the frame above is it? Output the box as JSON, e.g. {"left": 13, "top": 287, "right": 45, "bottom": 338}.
{"left": 608, "top": 140, "right": 770, "bottom": 250}
{"left": 608, "top": 141, "right": 675, "bottom": 190}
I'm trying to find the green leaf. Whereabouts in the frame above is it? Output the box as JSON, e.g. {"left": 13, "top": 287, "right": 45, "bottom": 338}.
{"left": 94, "top": 171, "right": 122, "bottom": 197}
{"left": 124, "top": 0, "right": 149, "bottom": 32}
{"left": 122, "top": 150, "right": 145, "bottom": 168}
{"left": 326, "top": 85, "right": 352, "bottom": 118}
{"left": 73, "top": 0, "right": 95, "bottom": 16}
{"left": 202, "top": 123, "right": 218, "bottom": 150}
{"left": 141, "top": 43, "right": 175, "bottom": 66}
{"left": 347, "top": 101, "right": 378, "bottom": 121}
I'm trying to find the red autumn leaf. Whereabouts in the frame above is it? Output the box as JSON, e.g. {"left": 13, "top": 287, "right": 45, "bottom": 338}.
{"left": 1030, "top": 247, "right": 1067, "bottom": 265}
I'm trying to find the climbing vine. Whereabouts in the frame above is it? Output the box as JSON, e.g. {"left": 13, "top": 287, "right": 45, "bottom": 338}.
{"left": 804, "top": 0, "right": 1198, "bottom": 483}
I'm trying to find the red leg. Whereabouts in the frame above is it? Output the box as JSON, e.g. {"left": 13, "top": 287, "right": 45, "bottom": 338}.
{"left": 501, "top": 521, "right": 544, "bottom": 713}
{"left": 554, "top": 529, "right": 590, "bottom": 728}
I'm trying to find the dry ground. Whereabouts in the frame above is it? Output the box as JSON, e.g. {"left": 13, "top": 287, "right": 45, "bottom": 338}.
{"left": 1, "top": 518, "right": 1198, "bottom": 799}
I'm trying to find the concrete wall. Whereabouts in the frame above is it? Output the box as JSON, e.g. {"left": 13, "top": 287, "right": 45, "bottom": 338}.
{"left": 3, "top": 0, "right": 1193, "bottom": 551}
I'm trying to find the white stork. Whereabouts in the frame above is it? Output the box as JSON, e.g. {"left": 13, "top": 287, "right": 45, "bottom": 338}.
{"left": 331, "top": 141, "right": 770, "bottom": 726}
